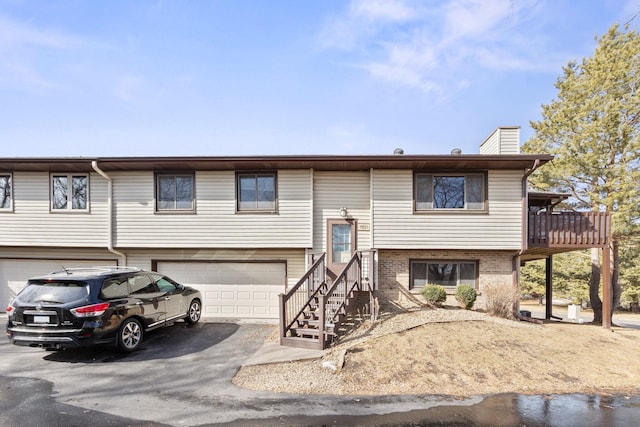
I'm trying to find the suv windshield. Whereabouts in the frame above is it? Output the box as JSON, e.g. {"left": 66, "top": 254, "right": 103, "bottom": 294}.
{"left": 17, "top": 281, "right": 90, "bottom": 305}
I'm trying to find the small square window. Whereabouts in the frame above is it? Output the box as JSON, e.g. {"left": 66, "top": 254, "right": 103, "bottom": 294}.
{"left": 156, "top": 174, "right": 195, "bottom": 211}
{"left": 0, "top": 173, "right": 12, "bottom": 211}
{"left": 51, "top": 174, "right": 89, "bottom": 211}
{"left": 236, "top": 172, "right": 277, "bottom": 212}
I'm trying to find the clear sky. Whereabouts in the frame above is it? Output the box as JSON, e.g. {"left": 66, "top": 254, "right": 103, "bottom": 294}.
{"left": 1, "top": 0, "right": 638, "bottom": 157}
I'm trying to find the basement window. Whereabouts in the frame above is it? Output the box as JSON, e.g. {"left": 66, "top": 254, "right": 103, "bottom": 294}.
{"left": 410, "top": 260, "right": 478, "bottom": 291}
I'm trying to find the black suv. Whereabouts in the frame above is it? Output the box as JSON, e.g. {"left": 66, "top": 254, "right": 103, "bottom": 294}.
{"left": 6, "top": 267, "right": 202, "bottom": 352}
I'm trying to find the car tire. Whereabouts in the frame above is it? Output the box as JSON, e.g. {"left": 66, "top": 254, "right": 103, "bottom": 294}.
{"left": 118, "top": 318, "right": 143, "bottom": 352}
{"left": 185, "top": 299, "right": 201, "bottom": 325}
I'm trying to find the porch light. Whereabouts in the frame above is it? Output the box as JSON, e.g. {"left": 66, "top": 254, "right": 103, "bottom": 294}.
{"left": 339, "top": 207, "right": 348, "bottom": 218}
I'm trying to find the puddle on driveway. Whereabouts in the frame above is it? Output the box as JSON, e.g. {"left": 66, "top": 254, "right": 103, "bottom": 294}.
{"left": 221, "top": 393, "right": 640, "bottom": 426}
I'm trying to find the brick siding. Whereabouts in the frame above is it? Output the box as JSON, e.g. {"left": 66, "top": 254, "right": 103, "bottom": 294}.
{"left": 377, "top": 249, "right": 518, "bottom": 310}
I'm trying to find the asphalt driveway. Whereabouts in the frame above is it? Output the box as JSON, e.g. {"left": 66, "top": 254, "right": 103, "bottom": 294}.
{"left": 0, "top": 318, "right": 470, "bottom": 426}
{"left": 3, "top": 317, "right": 640, "bottom": 426}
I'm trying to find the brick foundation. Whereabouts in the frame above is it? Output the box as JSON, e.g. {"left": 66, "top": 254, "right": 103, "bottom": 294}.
{"left": 377, "top": 249, "right": 518, "bottom": 310}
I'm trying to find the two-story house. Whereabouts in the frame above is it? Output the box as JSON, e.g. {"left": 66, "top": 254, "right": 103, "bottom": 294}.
{"left": 0, "top": 127, "right": 612, "bottom": 347}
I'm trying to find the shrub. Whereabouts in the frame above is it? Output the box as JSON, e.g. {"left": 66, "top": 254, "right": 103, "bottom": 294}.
{"left": 484, "top": 283, "right": 514, "bottom": 318}
{"left": 421, "top": 284, "right": 447, "bottom": 306}
{"left": 455, "top": 285, "right": 477, "bottom": 310}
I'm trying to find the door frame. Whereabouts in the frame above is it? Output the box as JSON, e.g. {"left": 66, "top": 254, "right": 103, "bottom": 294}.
{"left": 326, "top": 218, "right": 357, "bottom": 279}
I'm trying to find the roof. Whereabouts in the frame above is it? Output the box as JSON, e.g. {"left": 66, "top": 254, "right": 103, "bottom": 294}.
{"left": 0, "top": 154, "right": 553, "bottom": 172}
{"left": 528, "top": 191, "right": 571, "bottom": 209}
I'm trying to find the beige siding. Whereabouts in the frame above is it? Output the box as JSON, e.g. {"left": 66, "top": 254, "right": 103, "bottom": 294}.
{"left": 0, "top": 172, "right": 109, "bottom": 247}
{"left": 480, "top": 130, "right": 499, "bottom": 154}
{"left": 312, "top": 171, "right": 371, "bottom": 252}
{"left": 113, "top": 170, "right": 312, "bottom": 248}
{"left": 480, "top": 127, "right": 520, "bottom": 154}
{"left": 372, "top": 170, "right": 523, "bottom": 250}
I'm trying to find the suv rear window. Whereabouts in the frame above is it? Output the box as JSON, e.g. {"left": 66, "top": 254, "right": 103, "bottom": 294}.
{"left": 18, "top": 281, "right": 90, "bottom": 304}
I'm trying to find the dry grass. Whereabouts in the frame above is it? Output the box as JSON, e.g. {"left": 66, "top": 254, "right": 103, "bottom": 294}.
{"left": 233, "top": 307, "right": 640, "bottom": 397}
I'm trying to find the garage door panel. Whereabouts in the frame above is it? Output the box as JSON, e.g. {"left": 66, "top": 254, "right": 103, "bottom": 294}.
{"left": 157, "top": 262, "right": 285, "bottom": 320}
{"left": 0, "top": 259, "right": 116, "bottom": 312}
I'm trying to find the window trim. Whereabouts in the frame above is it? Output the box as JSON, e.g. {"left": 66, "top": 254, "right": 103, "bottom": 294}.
{"left": 154, "top": 172, "right": 196, "bottom": 213}
{"left": 0, "top": 172, "right": 13, "bottom": 212}
{"left": 409, "top": 259, "right": 479, "bottom": 291}
{"left": 50, "top": 173, "right": 90, "bottom": 213}
{"left": 235, "top": 171, "right": 278, "bottom": 213}
{"left": 413, "top": 171, "right": 488, "bottom": 213}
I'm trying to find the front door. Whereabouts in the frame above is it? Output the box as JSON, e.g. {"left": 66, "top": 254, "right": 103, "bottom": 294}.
{"left": 327, "top": 219, "right": 356, "bottom": 279}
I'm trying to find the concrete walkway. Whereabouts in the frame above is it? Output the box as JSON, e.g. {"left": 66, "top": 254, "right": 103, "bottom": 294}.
{"left": 244, "top": 341, "right": 325, "bottom": 366}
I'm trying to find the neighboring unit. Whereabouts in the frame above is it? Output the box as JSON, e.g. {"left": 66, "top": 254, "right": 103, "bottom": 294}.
{"left": 0, "top": 127, "right": 611, "bottom": 349}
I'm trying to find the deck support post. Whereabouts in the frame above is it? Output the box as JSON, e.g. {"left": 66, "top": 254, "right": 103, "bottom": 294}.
{"left": 602, "top": 244, "right": 612, "bottom": 329}
{"left": 545, "top": 255, "right": 553, "bottom": 320}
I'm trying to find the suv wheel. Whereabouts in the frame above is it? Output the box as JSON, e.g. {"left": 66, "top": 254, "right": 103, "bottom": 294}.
{"left": 118, "top": 318, "right": 143, "bottom": 352}
{"left": 185, "top": 299, "right": 201, "bottom": 325}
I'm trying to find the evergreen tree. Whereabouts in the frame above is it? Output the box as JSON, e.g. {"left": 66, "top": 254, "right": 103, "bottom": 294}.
{"left": 523, "top": 24, "right": 640, "bottom": 323}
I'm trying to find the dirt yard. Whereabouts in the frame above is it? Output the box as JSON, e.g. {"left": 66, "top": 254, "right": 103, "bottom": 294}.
{"left": 233, "top": 306, "right": 640, "bottom": 397}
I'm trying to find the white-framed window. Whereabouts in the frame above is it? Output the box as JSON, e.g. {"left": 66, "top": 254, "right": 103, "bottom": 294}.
{"left": 414, "top": 173, "right": 486, "bottom": 211}
{"left": 156, "top": 173, "right": 195, "bottom": 211}
{"left": 51, "top": 174, "right": 89, "bottom": 211}
{"left": 236, "top": 172, "right": 277, "bottom": 212}
{"left": 410, "top": 260, "right": 478, "bottom": 290}
{"left": 0, "top": 173, "right": 12, "bottom": 211}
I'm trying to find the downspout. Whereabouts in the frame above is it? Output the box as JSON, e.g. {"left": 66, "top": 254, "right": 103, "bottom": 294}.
{"left": 91, "top": 161, "right": 127, "bottom": 265}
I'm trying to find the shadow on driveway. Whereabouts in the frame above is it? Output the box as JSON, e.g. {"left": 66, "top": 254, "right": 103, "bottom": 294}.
{"left": 42, "top": 322, "right": 240, "bottom": 363}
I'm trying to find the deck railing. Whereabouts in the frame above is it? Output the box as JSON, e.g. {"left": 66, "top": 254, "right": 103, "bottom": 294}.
{"left": 527, "top": 211, "right": 610, "bottom": 248}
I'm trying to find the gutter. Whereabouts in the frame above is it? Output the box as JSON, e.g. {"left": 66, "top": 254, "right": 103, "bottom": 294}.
{"left": 91, "top": 161, "right": 127, "bottom": 265}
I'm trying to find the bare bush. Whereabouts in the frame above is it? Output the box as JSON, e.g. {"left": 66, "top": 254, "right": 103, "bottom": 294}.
{"left": 484, "top": 284, "right": 515, "bottom": 319}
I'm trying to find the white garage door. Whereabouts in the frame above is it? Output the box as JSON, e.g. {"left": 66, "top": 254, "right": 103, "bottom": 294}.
{"left": 0, "top": 259, "right": 116, "bottom": 312}
{"left": 156, "top": 261, "right": 286, "bottom": 320}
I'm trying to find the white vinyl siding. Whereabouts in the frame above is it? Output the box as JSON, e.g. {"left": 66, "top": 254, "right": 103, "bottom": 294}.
{"left": 114, "top": 170, "right": 311, "bottom": 248}
{"left": 373, "top": 169, "right": 523, "bottom": 250}
{"left": 312, "top": 171, "right": 371, "bottom": 253}
{"left": 480, "top": 127, "right": 520, "bottom": 155}
{"left": 0, "top": 172, "right": 109, "bottom": 247}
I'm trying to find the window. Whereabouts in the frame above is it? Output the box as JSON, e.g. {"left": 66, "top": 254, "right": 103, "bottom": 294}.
{"left": 0, "top": 173, "right": 12, "bottom": 210}
{"left": 415, "top": 173, "right": 485, "bottom": 211}
{"left": 236, "top": 172, "right": 277, "bottom": 212}
{"left": 150, "top": 274, "right": 179, "bottom": 293}
{"left": 156, "top": 173, "right": 195, "bottom": 211}
{"left": 101, "top": 277, "right": 130, "bottom": 299}
{"left": 51, "top": 174, "right": 88, "bottom": 211}
{"left": 410, "top": 260, "right": 477, "bottom": 290}
{"left": 129, "top": 274, "right": 159, "bottom": 295}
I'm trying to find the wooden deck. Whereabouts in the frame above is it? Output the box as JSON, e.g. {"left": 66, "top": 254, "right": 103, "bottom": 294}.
{"left": 523, "top": 211, "right": 611, "bottom": 260}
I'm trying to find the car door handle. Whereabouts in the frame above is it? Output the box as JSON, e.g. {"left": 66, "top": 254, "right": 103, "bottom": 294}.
{"left": 135, "top": 302, "right": 144, "bottom": 305}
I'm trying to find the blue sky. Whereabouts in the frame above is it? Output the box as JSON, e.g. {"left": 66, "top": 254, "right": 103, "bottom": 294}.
{"left": 1, "top": 0, "right": 638, "bottom": 157}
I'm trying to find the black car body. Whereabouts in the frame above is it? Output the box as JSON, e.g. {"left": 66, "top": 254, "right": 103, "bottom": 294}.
{"left": 6, "top": 267, "right": 202, "bottom": 352}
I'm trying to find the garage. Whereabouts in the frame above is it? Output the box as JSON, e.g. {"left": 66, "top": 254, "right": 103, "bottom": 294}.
{"left": 0, "top": 259, "right": 117, "bottom": 312}
{"left": 155, "top": 261, "right": 286, "bottom": 320}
